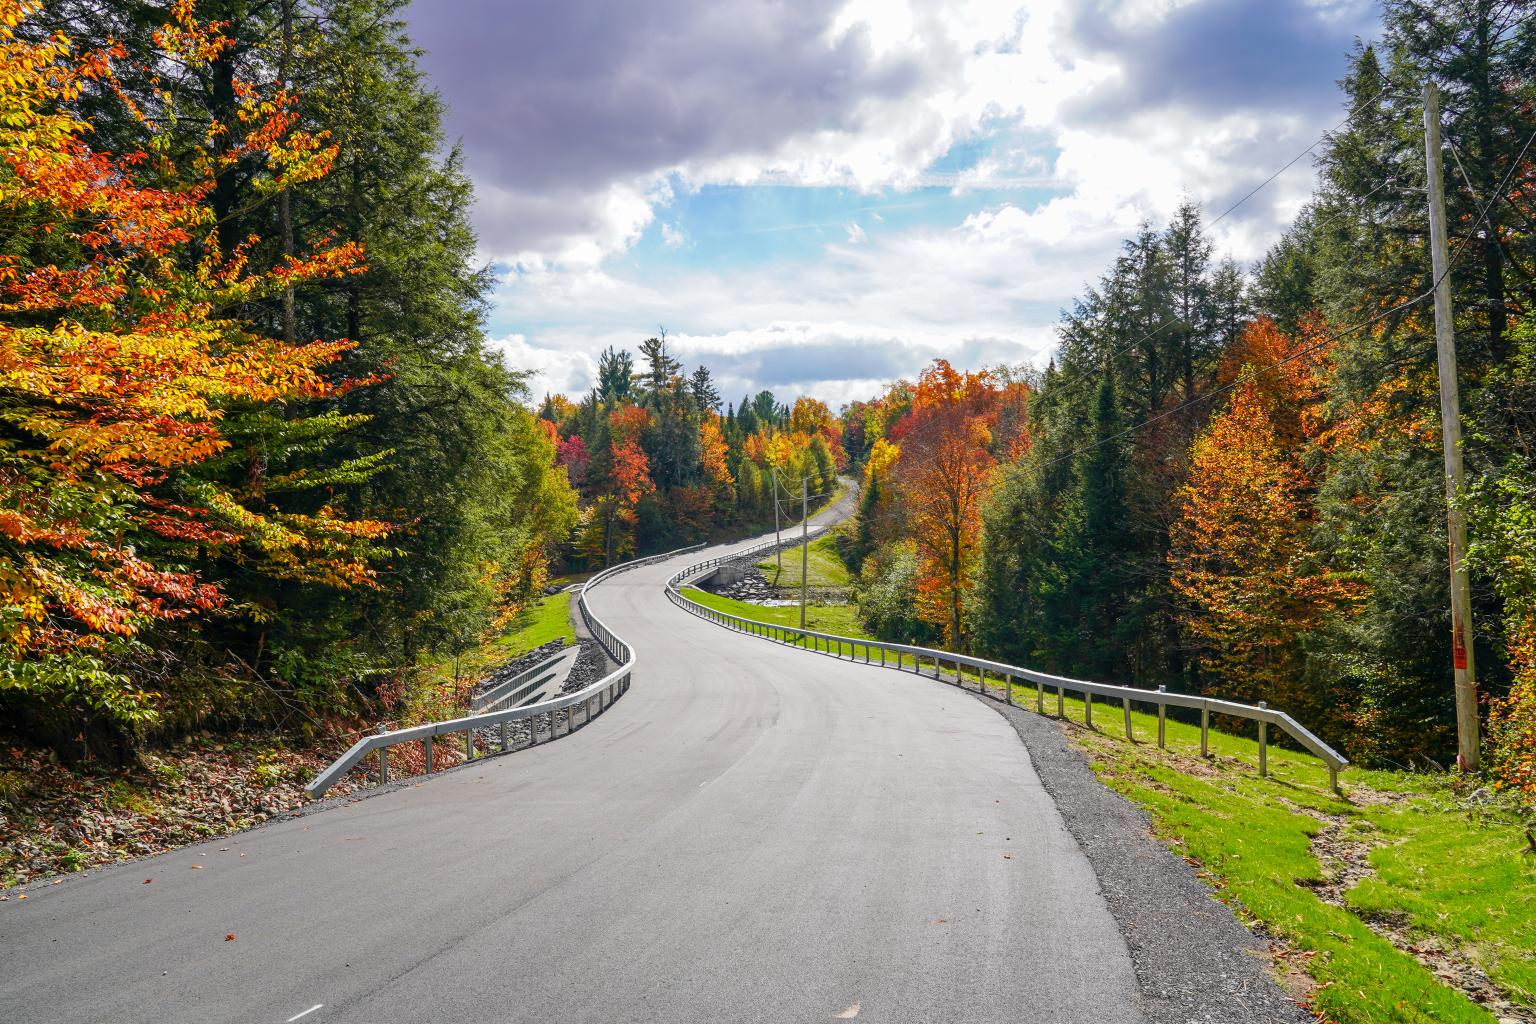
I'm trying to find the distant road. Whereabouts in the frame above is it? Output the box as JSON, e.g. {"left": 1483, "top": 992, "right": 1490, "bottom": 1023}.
{"left": 0, "top": 490, "right": 1145, "bottom": 1023}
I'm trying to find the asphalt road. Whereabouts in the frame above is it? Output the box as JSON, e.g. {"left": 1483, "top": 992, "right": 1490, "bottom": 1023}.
{"left": 0, "top": 504, "right": 1148, "bottom": 1024}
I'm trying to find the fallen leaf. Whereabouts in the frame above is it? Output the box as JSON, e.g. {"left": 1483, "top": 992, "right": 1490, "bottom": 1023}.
{"left": 834, "top": 1003, "right": 860, "bottom": 1019}
{"left": 16, "top": 893, "right": 25, "bottom": 900}
{"left": 143, "top": 879, "right": 152, "bottom": 884}
{"left": 224, "top": 933, "right": 235, "bottom": 942}
{"left": 1003, "top": 853, "right": 1013, "bottom": 860}
{"left": 190, "top": 864, "right": 202, "bottom": 869}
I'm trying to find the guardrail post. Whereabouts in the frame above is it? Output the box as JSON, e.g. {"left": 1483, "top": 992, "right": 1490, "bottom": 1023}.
{"left": 1005, "top": 674, "right": 1013, "bottom": 705}
{"left": 1157, "top": 686, "right": 1167, "bottom": 749}
{"left": 880, "top": 647, "right": 886, "bottom": 667}
{"left": 1036, "top": 678, "right": 1044, "bottom": 712}
{"left": 501, "top": 720, "right": 510, "bottom": 752}
{"left": 424, "top": 735, "right": 434, "bottom": 774}
{"left": 377, "top": 727, "right": 389, "bottom": 786}
{"left": 1258, "top": 702, "right": 1268, "bottom": 778}
{"left": 465, "top": 729, "right": 474, "bottom": 762}
{"left": 1056, "top": 684, "right": 1064, "bottom": 717}
{"left": 1329, "top": 764, "right": 1339, "bottom": 794}
{"left": 979, "top": 666, "right": 986, "bottom": 696}
{"left": 1122, "top": 696, "right": 1132, "bottom": 740}
{"left": 1084, "top": 690, "right": 1093, "bottom": 729}
{"left": 1200, "top": 703, "right": 1210, "bottom": 758}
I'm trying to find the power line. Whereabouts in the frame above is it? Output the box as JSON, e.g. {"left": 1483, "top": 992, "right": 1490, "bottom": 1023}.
{"left": 1444, "top": 127, "right": 1536, "bottom": 264}
{"left": 1035, "top": 121, "right": 1536, "bottom": 474}
{"left": 1028, "top": 69, "right": 1399, "bottom": 417}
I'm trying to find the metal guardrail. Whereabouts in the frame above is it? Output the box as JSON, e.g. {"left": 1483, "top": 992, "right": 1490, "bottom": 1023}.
{"left": 305, "top": 542, "right": 706, "bottom": 797}
{"left": 470, "top": 649, "right": 575, "bottom": 712}
{"left": 665, "top": 557, "right": 1350, "bottom": 792}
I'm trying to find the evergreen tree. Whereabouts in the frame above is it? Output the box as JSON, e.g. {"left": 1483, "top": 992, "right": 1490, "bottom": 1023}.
{"left": 751, "top": 390, "right": 779, "bottom": 426}
{"left": 637, "top": 335, "right": 683, "bottom": 404}
{"left": 597, "top": 347, "right": 635, "bottom": 403}
{"left": 689, "top": 365, "right": 721, "bottom": 412}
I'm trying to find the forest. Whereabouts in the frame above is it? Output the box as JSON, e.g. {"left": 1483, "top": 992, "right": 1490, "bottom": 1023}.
{"left": 0, "top": 0, "right": 845, "bottom": 777}
{"left": 4, "top": 2, "right": 1532, "bottom": 1020}
{"left": 3, "top": 0, "right": 1533, "bottom": 827}
{"left": 835, "top": 2, "right": 1536, "bottom": 804}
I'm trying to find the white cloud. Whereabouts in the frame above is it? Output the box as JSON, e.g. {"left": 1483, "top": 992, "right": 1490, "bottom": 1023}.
{"left": 422, "top": 0, "right": 1380, "bottom": 399}
{"left": 491, "top": 333, "right": 599, "bottom": 397}
{"left": 489, "top": 195, "right": 1119, "bottom": 403}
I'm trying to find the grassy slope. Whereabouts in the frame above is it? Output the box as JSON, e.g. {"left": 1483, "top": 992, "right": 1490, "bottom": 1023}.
{"left": 682, "top": 587, "right": 864, "bottom": 638}
{"left": 490, "top": 590, "right": 576, "bottom": 656}
{"left": 1057, "top": 696, "right": 1534, "bottom": 1023}
{"left": 755, "top": 534, "right": 852, "bottom": 590}
{"left": 420, "top": 589, "right": 577, "bottom": 687}
{"left": 677, "top": 586, "right": 1536, "bottom": 1023}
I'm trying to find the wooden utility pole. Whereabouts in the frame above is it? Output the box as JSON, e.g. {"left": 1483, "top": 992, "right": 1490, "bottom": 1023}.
{"left": 1424, "top": 81, "right": 1479, "bottom": 772}
{"left": 800, "top": 477, "right": 809, "bottom": 630}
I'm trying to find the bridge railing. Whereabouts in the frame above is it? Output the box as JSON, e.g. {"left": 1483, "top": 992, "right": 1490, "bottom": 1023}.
{"left": 304, "top": 542, "right": 705, "bottom": 798}
{"left": 665, "top": 556, "right": 1349, "bottom": 792}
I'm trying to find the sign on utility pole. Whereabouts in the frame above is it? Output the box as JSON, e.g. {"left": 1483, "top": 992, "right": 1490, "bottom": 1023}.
{"left": 1423, "top": 80, "right": 1479, "bottom": 772}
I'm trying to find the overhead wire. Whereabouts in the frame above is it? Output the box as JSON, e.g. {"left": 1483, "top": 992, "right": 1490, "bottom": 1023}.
{"left": 1034, "top": 120, "right": 1536, "bottom": 473}
{"left": 1026, "top": 66, "right": 1401, "bottom": 416}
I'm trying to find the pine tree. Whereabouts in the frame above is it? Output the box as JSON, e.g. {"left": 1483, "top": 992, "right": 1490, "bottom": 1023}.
{"left": 598, "top": 346, "right": 634, "bottom": 403}
{"left": 689, "top": 365, "right": 721, "bottom": 412}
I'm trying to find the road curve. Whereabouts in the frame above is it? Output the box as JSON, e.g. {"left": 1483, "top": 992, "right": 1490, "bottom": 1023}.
{"left": 0, "top": 508, "right": 1145, "bottom": 1024}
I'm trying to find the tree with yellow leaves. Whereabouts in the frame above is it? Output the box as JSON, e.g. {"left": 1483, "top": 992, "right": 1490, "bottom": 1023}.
{"left": 0, "top": 0, "right": 384, "bottom": 747}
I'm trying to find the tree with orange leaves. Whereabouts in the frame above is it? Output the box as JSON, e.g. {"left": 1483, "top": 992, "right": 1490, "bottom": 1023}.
{"left": 576, "top": 405, "right": 656, "bottom": 566}
{"left": 1169, "top": 319, "right": 1358, "bottom": 719}
{"left": 889, "top": 360, "right": 1001, "bottom": 646}
{"left": 698, "top": 416, "right": 734, "bottom": 512}
{"left": 0, "top": 0, "right": 384, "bottom": 740}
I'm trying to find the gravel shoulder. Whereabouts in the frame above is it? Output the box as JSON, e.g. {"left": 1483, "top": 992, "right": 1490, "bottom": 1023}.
{"left": 980, "top": 694, "right": 1313, "bottom": 1024}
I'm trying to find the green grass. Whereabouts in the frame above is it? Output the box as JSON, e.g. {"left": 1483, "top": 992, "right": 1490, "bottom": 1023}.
{"left": 755, "top": 533, "right": 851, "bottom": 590}
{"left": 491, "top": 590, "right": 576, "bottom": 656}
{"left": 1008, "top": 688, "right": 1536, "bottom": 1023}
{"left": 682, "top": 587, "right": 866, "bottom": 640}
{"left": 419, "top": 590, "right": 577, "bottom": 693}
{"left": 680, "top": 584, "right": 1536, "bottom": 1023}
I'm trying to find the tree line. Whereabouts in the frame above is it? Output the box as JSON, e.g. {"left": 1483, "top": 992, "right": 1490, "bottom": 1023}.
{"left": 0, "top": 0, "right": 585, "bottom": 762}
{"left": 538, "top": 338, "right": 845, "bottom": 565}
{"left": 0, "top": 0, "right": 850, "bottom": 767}
{"left": 838, "top": 1, "right": 1536, "bottom": 799}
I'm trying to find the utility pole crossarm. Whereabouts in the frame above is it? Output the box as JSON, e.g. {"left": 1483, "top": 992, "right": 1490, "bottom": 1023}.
{"left": 1423, "top": 80, "right": 1480, "bottom": 772}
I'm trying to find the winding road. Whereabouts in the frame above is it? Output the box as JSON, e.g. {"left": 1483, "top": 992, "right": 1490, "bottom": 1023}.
{"left": 0, "top": 499, "right": 1293, "bottom": 1023}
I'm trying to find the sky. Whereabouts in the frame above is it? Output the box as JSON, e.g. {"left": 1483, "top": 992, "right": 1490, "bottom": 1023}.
{"left": 406, "top": 0, "right": 1382, "bottom": 408}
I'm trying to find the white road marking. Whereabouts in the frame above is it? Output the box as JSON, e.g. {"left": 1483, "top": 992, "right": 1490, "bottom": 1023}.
{"left": 285, "top": 1005, "right": 323, "bottom": 1022}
